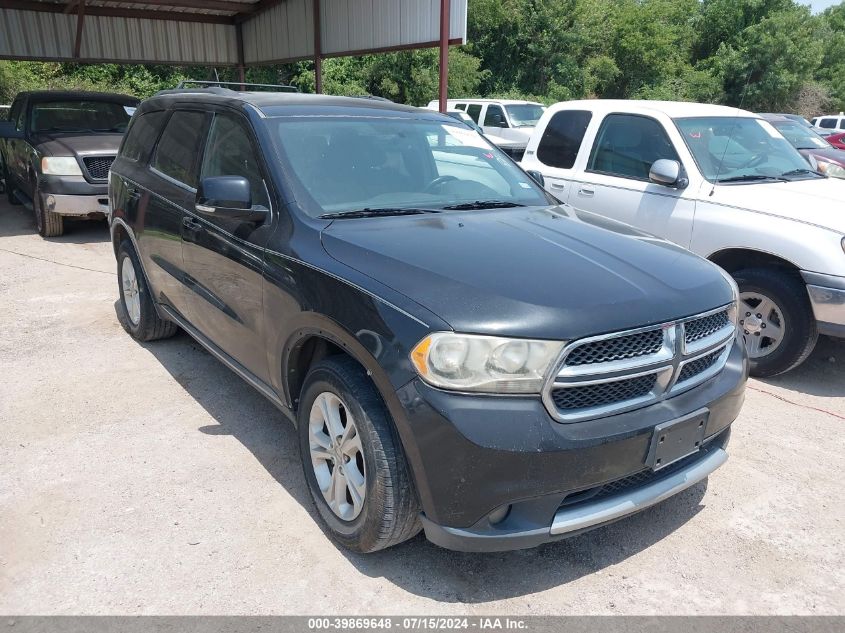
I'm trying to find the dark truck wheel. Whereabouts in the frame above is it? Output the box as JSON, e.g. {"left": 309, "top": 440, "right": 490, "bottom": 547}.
{"left": 33, "top": 189, "right": 64, "bottom": 237}
{"left": 117, "top": 240, "right": 178, "bottom": 341}
{"left": 734, "top": 267, "right": 818, "bottom": 377}
{"left": 298, "top": 356, "right": 421, "bottom": 553}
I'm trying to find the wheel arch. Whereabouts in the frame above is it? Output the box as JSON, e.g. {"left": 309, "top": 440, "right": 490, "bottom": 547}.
{"left": 707, "top": 247, "right": 803, "bottom": 277}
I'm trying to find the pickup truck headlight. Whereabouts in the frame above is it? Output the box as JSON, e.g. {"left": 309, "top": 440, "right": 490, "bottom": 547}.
{"left": 411, "top": 332, "right": 565, "bottom": 394}
{"left": 817, "top": 160, "right": 845, "bottom": 179}
{"left": 41, "top": 157, "right": 82, "bottom": 176}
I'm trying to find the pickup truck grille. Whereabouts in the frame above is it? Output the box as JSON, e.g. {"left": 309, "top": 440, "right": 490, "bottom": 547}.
{"left": 82, "top": 156, "right": 115, "bottom": 181}
{"left": 543, "top": 305, "right": 736, "bottom": 423}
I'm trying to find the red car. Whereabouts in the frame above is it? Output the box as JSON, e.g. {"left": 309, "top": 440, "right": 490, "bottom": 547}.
{"left": 826, "top": 132, "right": 845, "bottom": 150}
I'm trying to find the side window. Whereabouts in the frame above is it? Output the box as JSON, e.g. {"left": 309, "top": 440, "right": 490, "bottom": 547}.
{"left": 839, "top": 119, "right": 845, "bottom": 130}
{"left": 819, "top": 118, "right": 836, "bottom": 129}
{"left": 122, "top": 111, "right": 167, "bottom": 163}
{"left": 588, "top": 114, "right": 679, "bottom": 181}
{"left": 151, "top": 111, "right": 207, "bottom": 189}
{"left": 200, "top": 113, "right": 269, "bottom": 209}
{"left": 484, "top": 105, "right": 507, "bottom": 127}
{"left": 536, "top": 110, "right": 592, "bottom": 169}
{"left": 10, "top": 100, "right": 25, "bottom": 131}
{"left": 454, "top": 103, "right": 466, "bottom": 111}
{"left": 466, "top": 104, "right": 482, "bottom": 123}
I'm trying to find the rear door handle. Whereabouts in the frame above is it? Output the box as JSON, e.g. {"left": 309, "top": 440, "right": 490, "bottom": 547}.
{"left": 578, "top": 187, "right": 595, "bottom": 197}
{"left": 549, "top": 182, "right": 565, "bottom": 190}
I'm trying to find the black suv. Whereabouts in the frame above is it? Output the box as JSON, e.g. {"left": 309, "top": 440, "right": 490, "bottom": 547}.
{"left": 109, "top": 88, "right": 748, "bottom": 553}
{"left": 0, "top": 91, "right": 139, "bottom": 237}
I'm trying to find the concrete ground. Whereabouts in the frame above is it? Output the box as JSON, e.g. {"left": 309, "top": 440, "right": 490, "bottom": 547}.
{"left": 0, "top": 200, "right": 843, "bottom": 616}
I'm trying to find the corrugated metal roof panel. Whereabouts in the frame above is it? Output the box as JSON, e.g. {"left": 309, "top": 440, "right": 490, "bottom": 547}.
{"left": 242, "top": 0, "right": 314, "bottom": 64}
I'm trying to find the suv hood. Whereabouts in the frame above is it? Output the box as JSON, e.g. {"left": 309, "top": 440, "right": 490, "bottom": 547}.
{"left": 33, "top": 132, "right": 123, "bottom": 157}
{"left": 321, "top": 206, "right": 732, "bottom": 340}
{"left": 709, "top": 178, "right": 845, "bottom": 233}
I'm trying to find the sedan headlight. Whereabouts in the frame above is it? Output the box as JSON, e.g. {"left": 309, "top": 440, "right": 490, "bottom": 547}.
{"left": 41, "top": 157, "right": 82, "bottom": 176}
{"left": 817, "top": 160, "right": 845, "bottom": 179}
{"left": 410, "top": 332, "right": 565, "bottom": 393}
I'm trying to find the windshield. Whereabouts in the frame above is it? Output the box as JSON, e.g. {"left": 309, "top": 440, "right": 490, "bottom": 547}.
{"left": 505, "top": 104, "right": 545, "bottom": 128}
{"left": 770, "top": 120, "right": 831, "bottom": 150}
{"left": 267, "top": 117, "right": 552, "bottom": 217}
{"left": 674, "top": 116, "right": 816, "bottom": 182}
{"left": 30, "top": 100, "right": 133, "bottom": 133}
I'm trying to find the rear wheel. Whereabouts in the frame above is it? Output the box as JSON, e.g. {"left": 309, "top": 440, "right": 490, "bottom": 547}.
{"left": 33, "top": 189, "right": 63, "bottom": 237}
{"left": 298, "top": 356, "right": 421, "bottom": 553}
{"left": 733, "top": 267, "right": 817, "bottom": 377}
{"left": 117, "top": 240, "right": 178, "bottom": 342}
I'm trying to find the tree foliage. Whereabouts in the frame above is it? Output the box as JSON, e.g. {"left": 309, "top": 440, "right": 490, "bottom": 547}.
{"left": 2, "top": 0, "right": 844, "bottom": 113}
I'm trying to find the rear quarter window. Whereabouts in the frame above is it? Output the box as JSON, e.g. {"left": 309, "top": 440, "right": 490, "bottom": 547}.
{"left": 121, "top": 110, "right": 167, "bottom": 163}
{"left": 151, "top": 110, "right": 208, "bottom": 189}
{"left": 536, "top": 110, "right": 592, "bottom": 169}
{"left": 819, "top": 118, "right": 837, "bottom": 129}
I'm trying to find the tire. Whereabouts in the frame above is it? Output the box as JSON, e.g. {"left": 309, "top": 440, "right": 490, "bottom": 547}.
{"left": 117, "top": 240, "right": 178, "bottom": 342}
{"left": 33, "top": 188, "right": 63, "bottom": 237}
{"left": 298, "top": 356, "right": 421, "bottom": 553}
{"left": 733, "top": 267, "right": 818, "bottom": 377}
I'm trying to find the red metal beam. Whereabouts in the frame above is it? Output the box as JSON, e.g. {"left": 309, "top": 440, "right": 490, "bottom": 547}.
{"left": 100, "top": 0, "right": 253, "bottom": 14}
{"left": 313, "top": 0, "right": 322, "bottom": 94}
{"left": 438, "top": 0, "right": 450, "bottom": 113}
{"left": 0, "top": 0, "right": 235, "bottom": 23}
{"left": 235, "top": 21, "right": 246, "bottom": 90}
{"left": 73, "top": 0, "right": 85, "bottom": 57}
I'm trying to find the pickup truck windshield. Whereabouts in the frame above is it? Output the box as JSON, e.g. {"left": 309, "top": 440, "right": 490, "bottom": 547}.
{"left": 30, "top": 100, "right": 132, "bottom": 134}
{"left": 674, "top": 116, "right": 816, "bottom": 182}
{"left": 505, "top": 104, "right": 545, "bottom": 127}
{"left": 268, "top": 117, "right": 552, "bottom": 217}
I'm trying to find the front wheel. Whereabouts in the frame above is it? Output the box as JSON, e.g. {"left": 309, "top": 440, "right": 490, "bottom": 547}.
{"left": 117, "top": 240, "right": 178, "bottom": 342}
{"left": 298, "top": 356, "right": 421, "bottom": 553}
{"left": 733, "top": 267, "right": 818, "bottom": 377}
{"left": 33, "top": 189, "right": 63, "bottom": 237}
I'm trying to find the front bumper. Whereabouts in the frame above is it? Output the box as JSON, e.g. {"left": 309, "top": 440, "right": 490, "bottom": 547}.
{"left": 394, "top": 337, "right": 747, "bottom": 552}
{"left": 43, "top": 193, "right": 109, "bottom": 217}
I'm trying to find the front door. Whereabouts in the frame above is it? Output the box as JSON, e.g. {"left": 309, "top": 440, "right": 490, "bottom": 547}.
{"left": 571, "top": 113, "right": 697, "bottom": 248}
{"left": 180, "top": 110, "right": 273, "bottom": 383}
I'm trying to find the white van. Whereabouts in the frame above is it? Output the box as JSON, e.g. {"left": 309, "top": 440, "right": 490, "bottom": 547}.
{"left": 426, "top": 99, "right": 545, "bottom": 147}
{"left": 811, "top": 113, "right": 845, "bottom": 132}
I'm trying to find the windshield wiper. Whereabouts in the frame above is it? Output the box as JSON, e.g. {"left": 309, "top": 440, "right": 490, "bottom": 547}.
{"left": 780, "top": 168, "right": 824, "bottom": 178}
{"left": 318, "top": 207, "right": 441, "bottom": 220}
{"left": 716, "top": 174, "right": 788, "bottom": 183}
{"left": 441, "top": 200, "right": 526, "bottom": 210}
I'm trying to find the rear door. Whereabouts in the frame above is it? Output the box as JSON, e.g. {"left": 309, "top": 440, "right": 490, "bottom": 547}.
{"left": 524, "top": 109, "right": 592, "bottom": 201}
{"left": 180, "top": 109, "right": 273, "bottom": 382}
{"left": 570, "top": 112, "right": 697, "bottom": 248}
{"left": 137, "top": 108, "right": 210, "bottom": 320}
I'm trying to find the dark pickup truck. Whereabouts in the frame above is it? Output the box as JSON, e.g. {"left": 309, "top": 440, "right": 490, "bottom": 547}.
{"left": 0, "top": 90, "right": 138, "bottom": 237}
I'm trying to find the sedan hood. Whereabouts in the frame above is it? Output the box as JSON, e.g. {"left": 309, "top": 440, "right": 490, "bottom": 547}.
{"left": 709, "top": 177, "right": 845, "bottom": 233}
{"left": 321, "top": 206, "right": 732, "bottom": 340}
{"left": 33, "top": 132, "right": 123, "bottom": 157}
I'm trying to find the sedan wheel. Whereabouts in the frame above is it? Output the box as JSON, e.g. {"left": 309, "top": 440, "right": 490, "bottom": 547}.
{"left": 308, "top": 392, "right": 367, "bottom": 521}
{"left": 739, "top": 291, "right": 785, "bottom": 359}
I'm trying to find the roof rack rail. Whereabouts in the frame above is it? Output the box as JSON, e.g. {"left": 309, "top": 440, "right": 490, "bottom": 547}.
{"left": 174, "top": 80, "right": 299, "bottom": 93}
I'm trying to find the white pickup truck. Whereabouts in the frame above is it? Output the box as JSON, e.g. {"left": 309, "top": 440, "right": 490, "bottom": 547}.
{"left": 521, "top": 100, "right": 845, "bottom": 376}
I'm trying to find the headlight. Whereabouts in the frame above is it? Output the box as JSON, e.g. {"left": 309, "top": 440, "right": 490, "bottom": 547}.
{"left": 410, "top": 332, "right": 565, "bottom": 394}
{"left": 41, "top": 157, "right": 82, "bottom": 176}
{"left": 715, "top": 266, "right": 740, "bottom": 329}
{"left": 817, "top": 160, "right": 845, "bottom": 179}
{"left": 841, "top": 236, "right": 845, "bottom": 255}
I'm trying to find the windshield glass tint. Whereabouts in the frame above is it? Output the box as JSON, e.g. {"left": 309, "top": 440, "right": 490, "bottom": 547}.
{"left": 771, "top": 121, "right": 830, "bottom": 150}
{"left": 268, "top": 117, "right": 550, "bottom": 216}
{"left": 674, "top": 116, "right": 811, "bottom": 181}
{"left": 505, "top": 104, "right": 545, "bottom": 127}
{"left": 30, "top": 101, "right": 132, "bottom": 133}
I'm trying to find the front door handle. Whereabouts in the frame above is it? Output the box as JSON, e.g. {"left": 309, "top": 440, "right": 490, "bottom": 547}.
{"left": 181, "top": 216, "right": 203, "bottom": 241}
{"left": 578, "top": 187, "right": 595, "bottom": 197}
{"left": 549, "top": 182, "right": 565, "bottom": 190}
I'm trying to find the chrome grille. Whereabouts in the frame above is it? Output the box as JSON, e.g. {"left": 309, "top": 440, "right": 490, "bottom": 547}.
{"left": 685, "top": 310, "right": 729, "bottom": 346}
{"left": 543, "top": 305, "right": 736, "bottom": 423}
{"left": 82, "top": 156, "right": 115, "bottom": 180}
{"left": 565, "top": 329, "right": 663, "bottom": 366}
{"left": 551, "top": 374, "right": 657, "bottom": 412}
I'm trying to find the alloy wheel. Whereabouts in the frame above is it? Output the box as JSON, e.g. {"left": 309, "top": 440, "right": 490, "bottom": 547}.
{"left": 121, "top": 256, "right": 142, "bottom": 326}
{"left": 739, "top": 291, "right": 785, "bottom": 358}
{"left": 308, "top": 392, "right": 366, "bottom": 521}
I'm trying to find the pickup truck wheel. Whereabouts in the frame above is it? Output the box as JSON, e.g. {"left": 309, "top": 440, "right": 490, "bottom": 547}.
{"left": 733, "top": 268, "right": 818, "bottom": 377}
{"left": 117, "top": 240, "right": 178, "bottom": 341}
{"left": 298, "top": 356, "right": 421, "bottom": 553}
{"left": 33, "top": 190, "right": 63, "bottom": 237}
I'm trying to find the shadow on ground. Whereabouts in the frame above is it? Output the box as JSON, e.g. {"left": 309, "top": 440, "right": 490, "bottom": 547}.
{"left": 118, "top": 303, "right": 712, "bottom": 603}
{"left": 759, "top": 336, "right": 845, "bottom": 398}
{"left": 0, "top": 199, "right": 109, "bottom": 243}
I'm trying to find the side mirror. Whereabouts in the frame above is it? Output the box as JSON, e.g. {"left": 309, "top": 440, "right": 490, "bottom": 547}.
{"left": 0, "top": 121, "right": 23, "bottom": 139}
{"left": 649, "top": 159, "right": 688, "bottom": 188}
{"left": 525, "top": 169, "right": 545, "bottom": 187}
{"left": 196, "top": 176, "right": 266, "bottom": 223}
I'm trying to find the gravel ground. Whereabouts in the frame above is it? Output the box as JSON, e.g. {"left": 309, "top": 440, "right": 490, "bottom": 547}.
{"left": 0, "top": 201, "right": 843, "bottom": 615}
